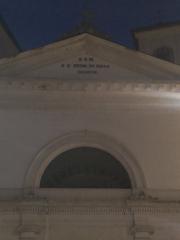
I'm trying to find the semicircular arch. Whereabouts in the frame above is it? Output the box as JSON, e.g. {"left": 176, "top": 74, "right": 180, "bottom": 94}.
{"left": 24, "top": 131, "right": 146, "bottom": 192}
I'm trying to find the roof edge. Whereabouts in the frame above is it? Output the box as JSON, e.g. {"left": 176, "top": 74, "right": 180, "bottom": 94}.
{"left": 132, "top": 20, "right": 180, "bottom": 34}
{"left": 0, "top": 15, "right": 22, "bottom": 52}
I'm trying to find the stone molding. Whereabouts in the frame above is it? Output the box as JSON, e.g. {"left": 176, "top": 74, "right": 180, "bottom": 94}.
{"left": 1, "top": 200, "right": 180, "bottom": 216}
{"left": 0, "top": 77, "right": 179, "bottom": 93}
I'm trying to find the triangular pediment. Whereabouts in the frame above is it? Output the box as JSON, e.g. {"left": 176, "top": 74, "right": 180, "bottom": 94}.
{"left": 0, "top": 33, "right": 180, "bottom": 82}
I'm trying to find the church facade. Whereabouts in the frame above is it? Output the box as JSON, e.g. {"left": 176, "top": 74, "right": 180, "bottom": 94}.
{"left": 0, "top": 33, "right": 180, "bottom": 240}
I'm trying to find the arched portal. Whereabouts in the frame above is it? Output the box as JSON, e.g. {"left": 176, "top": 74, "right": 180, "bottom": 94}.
{"left": 40, "top": 147, "right": 132, "bottom": 188}
{"left": 24, "top": 131, "right": 146, "bottom": 193}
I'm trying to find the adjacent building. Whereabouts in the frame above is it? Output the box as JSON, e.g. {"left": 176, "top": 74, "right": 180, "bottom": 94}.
{"left": 134, "top": 22, "right": 180, "bottom": 64}
{"left": 0, "top": 16, "right": 20, "bottom": 58}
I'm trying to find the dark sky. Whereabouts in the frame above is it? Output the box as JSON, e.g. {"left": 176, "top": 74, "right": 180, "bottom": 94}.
{"left": 0, "top": 0, "right": 180, "bottom": 51}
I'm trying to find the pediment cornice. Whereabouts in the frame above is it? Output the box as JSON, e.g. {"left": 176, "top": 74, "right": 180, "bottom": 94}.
{"left": 0, "top": 34, "right": 180, "bottom": 81}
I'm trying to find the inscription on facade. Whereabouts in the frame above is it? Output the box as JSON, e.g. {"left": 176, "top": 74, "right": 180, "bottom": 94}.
{"left": 60, "top": 57, "right": 110, "bottom": 74}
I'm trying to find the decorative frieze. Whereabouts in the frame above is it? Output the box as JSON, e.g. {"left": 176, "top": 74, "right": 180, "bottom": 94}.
{"left": 0, "top": 77, "right": 180, "bottom": 93}
{"left": 1, "top": 200, "right": 180, "bottom": 216}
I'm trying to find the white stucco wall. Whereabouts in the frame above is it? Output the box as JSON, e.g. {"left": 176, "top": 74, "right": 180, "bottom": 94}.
{"left": 0, "top": 90, "right": 179, "bottom": 197}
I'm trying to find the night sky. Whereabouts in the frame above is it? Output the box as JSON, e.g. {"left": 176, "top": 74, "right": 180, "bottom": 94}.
{"left": 0, "top": 0, "right": 180, "bottom": 51}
